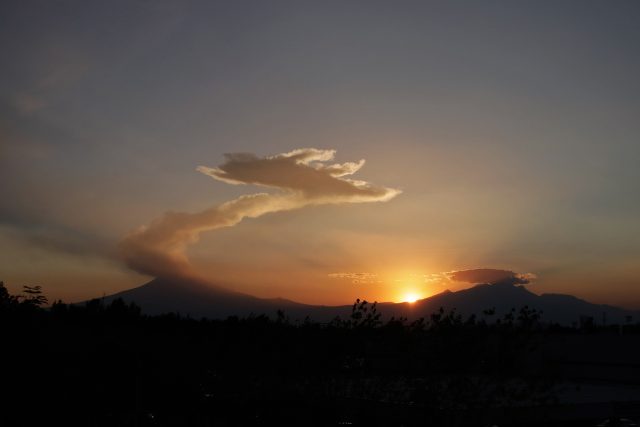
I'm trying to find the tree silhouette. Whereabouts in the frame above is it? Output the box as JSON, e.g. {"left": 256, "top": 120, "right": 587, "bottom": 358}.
{"left": 20, "top": 285, "right": 48, "bottom": 307}
{"left": 0, "top": 281, "right": 18, "bottom": 308}
{"left": 349, "top": 298, "right": 382, "bottom": 329}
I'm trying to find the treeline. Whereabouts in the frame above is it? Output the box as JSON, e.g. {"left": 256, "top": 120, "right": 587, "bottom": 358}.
{"left": 0, "top": 282, "right": 632, "bottom": 426}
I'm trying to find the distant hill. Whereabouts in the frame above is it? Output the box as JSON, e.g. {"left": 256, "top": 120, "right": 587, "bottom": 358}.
{"left": 101, "top": 278, "right": 638, "bottom": 325}
{"left": 381, "top": 282, "right": 637, "bottom": 326}
{"left": 102, "top": 278, "right": 355, "bottom": 321}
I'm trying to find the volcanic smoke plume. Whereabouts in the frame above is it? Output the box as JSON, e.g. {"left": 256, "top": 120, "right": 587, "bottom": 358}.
{"left": 120, "top": 148, "right": 401, "bottom": 279}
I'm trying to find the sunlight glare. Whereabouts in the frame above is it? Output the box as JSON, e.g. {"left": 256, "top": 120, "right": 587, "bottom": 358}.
{"left": 404, "top": 293, "right": 420, "bottom": 303}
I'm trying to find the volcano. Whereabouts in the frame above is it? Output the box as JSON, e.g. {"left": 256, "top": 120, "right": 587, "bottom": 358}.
{"left": 101, "top": 278, "right": 638, "bottom": 325}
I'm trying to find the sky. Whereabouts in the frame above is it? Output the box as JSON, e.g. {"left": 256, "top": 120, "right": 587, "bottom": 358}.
{"left": 1, "top": 1, "right": 639, "bottom": 307}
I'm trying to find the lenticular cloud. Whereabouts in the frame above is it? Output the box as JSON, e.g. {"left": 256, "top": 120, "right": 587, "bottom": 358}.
{"left": 120, "top": 148, "right": 401, "bottom": 279}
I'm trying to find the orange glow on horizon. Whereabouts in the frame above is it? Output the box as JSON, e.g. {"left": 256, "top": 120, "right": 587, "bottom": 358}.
{"left": 402, "top": 292, "right": 420, "bottom": 303}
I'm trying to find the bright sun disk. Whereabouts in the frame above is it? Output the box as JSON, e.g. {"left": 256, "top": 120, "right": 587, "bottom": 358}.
{"left": 404, "top": 293, "right": 419, "bottom": 303}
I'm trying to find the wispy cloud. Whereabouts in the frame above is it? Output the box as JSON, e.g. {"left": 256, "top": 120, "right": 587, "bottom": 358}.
{"left": 120, "top": 148, "right": 400, "bottom": 279}
{"left": 328, "top": 272, "right": 381, "bottom": 284}
{"left": 327, "top": 269, "right": 536, "bottom": 288}
{"left": 446, "top": 268, "right": 536, "bottom": 286}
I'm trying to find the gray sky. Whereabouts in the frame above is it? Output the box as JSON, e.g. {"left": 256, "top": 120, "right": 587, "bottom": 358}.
{"left": 1, "top": 1, "right": 639, "bottom": 306}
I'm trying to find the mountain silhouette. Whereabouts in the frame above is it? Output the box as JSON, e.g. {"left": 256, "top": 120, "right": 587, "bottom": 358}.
{"left": 102, "top": 277, "right": 341, "bottom": 319}
{"left": 385, "top": 282, "right": 637, "bottom": 325}
{"left": 101, "top": 278, "right": 637, "bottom": 325}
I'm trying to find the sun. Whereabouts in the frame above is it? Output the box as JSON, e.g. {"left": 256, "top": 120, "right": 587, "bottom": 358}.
{"left": 403, "top": 293, "right": 420, "bottom": 303}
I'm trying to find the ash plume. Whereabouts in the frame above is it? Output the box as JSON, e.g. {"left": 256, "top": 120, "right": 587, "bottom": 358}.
{"left": 120, "top": 148, "right": 400, "bottom": 279}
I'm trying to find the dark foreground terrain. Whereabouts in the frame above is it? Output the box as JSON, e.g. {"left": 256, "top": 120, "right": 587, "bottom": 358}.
{"left": 2, "top": 282, "right": 640, "bottom": 427}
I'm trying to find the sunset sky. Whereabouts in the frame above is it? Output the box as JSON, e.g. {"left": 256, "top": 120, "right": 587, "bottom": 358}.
{"left": 2, "top": 1, "right": 639, "bottom": 307}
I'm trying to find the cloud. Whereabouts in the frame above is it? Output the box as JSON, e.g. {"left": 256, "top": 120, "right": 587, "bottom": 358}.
{"left": 328, "top": 272, "right": 381, "bottom": 284}
{"left": 196, "top": 149, "right": 397, "bottom": 202}
{"left": 327, "top": 269, "right": 537, "bottom": 288}
{"left": 421, "top": 272, "right": 452, "bottom": 285}
{"left": 120, "top": 148, "right": 400, "bottom": 279}
{"left": 446, "top": 268, "right": 536, "bottom": 286}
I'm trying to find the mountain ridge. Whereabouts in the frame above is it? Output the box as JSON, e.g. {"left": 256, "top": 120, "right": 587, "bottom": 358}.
{"left": 100, "top": 278, "right": 638, "bottom": 325}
